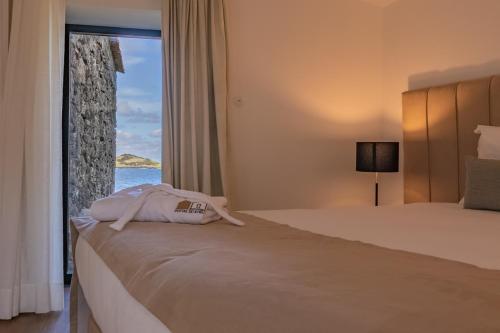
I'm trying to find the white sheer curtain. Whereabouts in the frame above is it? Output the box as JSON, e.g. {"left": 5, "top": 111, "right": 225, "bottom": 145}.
{"left": 0, "top": 0, "right": 65, "bottom": 319}
{"left": 162, "top": 0, "right": 229, "bottom": 196}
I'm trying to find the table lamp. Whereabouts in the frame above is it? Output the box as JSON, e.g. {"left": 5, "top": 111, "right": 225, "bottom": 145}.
{"left": 356, "top": 142, "right": 399, "bottom": 206}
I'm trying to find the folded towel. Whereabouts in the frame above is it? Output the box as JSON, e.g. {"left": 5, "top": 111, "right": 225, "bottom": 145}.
{"left": 90, "top": 184, "right": 244, "bottom": 231}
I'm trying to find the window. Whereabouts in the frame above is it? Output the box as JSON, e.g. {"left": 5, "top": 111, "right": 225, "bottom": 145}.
{"left": 62, "top": 25, "right": 161, "bottom": 283}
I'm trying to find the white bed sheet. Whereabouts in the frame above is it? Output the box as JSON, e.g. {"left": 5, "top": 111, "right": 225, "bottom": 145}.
{"left": 75, "top": 238, "right": 172, "bottom": 333}
{"left": 244, "top": 203, "right": 500, "bottom": 270}
{"left": 75, "top": 203, "right": 500, "bottom": 333}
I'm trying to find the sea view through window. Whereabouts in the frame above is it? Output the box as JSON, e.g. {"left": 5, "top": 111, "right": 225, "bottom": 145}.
{"left": 115, "top": 37, "right": 162, "bottom": 191}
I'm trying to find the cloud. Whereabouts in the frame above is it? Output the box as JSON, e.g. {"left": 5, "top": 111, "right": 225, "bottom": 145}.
{"left": 116, "top": 130, "right": 161, "bottom": 161}
{"left": 117, "top": 100, "right": 161, "bottom": 124}
{"left": 117, "top": 130, "right": 141, "bottom": 141}
{"left": 124, "top": 56, "right": 145, "bottom": 67}
{"left": 118, "top": 87, "right": 150, "bottom": 98}
{"left": 120, "top": 98, "right": 162, "bottom": 113}
{"left": 149, "top": 129, "right": 162, "bottom": 138}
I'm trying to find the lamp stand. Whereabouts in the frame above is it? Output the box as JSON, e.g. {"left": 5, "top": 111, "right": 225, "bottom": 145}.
{"left": 375, "top": 172, "right": 379, "bottom": 206}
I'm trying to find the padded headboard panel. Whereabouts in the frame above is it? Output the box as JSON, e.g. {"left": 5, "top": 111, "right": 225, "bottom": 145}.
{"left": 403, "top": 76, "right": 500, "bottom": 203}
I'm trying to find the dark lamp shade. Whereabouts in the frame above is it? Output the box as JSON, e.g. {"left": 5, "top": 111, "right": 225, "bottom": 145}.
{"left": 356, "top": 142, "right": 399, "bottom": 173}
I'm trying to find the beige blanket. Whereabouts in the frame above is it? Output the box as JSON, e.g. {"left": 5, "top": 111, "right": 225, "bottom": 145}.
{"left": 71, "top": 213, "right": 500, "bottom": 333}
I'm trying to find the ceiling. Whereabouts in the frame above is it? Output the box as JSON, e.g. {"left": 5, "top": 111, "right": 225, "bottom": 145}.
{"left": 66, "top": 0, "right": 161, "bottom": 29}
{"left": 66, "top": 0, "right": 399, "bottom": 29}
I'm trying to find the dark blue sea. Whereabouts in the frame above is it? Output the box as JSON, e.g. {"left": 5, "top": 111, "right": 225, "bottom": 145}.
{"left": 115, "top": 168, "right": 162, "bottom": 192}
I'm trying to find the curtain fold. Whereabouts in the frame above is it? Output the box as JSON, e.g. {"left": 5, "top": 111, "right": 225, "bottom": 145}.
{"left": 0, "top": 0, "right": 9, "bottom": 100}
{"left": 0, "top": 0, "right": 65, "bottom": 319}
{"left": 162, "top": 0, "right": 228, "bottom": 196}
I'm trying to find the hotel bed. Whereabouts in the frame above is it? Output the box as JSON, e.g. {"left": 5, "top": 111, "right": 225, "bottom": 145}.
{"left": 71, "top": 75, "right": 500, "bottom": 333}
{"left": 73, "top": 204, "right": 500, "bottom": 333}
{"left": 247, "top": 203, "right": 500, "bottom": 270}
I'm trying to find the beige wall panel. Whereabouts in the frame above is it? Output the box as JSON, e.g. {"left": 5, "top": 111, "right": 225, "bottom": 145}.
{"left": 490, "top": 76, "right": 500, "bottom": 126}
{"left": 457, "top": 78, "right": 491, "bottom": 197}
{"left": 427, "top": 85, "right": 460, "bottom": 203}
{"left": 402, "top": 90, "right": 430, "bottom": 203}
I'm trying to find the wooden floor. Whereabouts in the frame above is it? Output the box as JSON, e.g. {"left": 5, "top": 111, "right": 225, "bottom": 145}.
{"left": 0, "top": 288, "right": 69, "bottom": 333}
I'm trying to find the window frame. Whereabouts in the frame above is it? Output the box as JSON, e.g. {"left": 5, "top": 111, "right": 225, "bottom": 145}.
{"left": 62, "top": 24, "right": 161, "bottom": 285}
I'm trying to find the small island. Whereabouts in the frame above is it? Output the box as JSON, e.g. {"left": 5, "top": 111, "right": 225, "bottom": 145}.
{"left": 116, "top": 154, "right": 161, "bottom": 169}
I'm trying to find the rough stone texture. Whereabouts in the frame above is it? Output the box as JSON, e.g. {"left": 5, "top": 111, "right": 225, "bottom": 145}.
{"left": 68, "top": 34, "right": 118, "bottom": 218}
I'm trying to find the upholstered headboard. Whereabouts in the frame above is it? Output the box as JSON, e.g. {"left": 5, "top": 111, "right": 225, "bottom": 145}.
{"left": 403, "top": 75, "right": 500, "bottom": 203}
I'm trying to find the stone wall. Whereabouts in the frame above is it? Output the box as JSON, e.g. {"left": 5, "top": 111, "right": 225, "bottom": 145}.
{"left": 68, "top": 34, "right": 118, "bottom": 217}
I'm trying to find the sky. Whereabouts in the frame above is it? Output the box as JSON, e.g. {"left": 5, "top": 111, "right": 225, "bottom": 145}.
{"left": 116, "top": 37, "right": 162, "bottom": 162}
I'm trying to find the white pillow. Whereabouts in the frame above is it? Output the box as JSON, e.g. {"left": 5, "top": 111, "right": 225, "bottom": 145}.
{"left": 474, "top": 125, "right": 500, "bottom": 160}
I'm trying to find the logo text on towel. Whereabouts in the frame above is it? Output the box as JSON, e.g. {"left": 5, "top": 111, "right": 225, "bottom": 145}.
{"left": 175, "top": 200, "right": 208, "bottom": 214}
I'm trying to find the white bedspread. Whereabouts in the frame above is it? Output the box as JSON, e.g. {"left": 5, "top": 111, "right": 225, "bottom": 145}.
{"left": 245, "top": 203, "right": 500, "bottom": 270}
{"left": 76, "top": 203, "right": 500, "bottom": 333}
{"left": 76, "top": 238, "right": 172, "bottom": 333}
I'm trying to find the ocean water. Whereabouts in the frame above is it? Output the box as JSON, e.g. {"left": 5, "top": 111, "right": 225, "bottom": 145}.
{"left": 115, "top": 168, "right": 162, "bottom": 192}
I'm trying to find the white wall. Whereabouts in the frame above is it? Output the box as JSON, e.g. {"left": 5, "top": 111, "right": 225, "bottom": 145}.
{"left": 225, "top": 0, "right": 386, "bottom": 209}
{"left": 381, "top": 0, "right": 500, "bottom": 204}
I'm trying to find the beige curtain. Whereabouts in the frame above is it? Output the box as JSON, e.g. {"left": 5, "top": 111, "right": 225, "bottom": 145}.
{"left": 0, "top": 0, "right": 9, "bottom": 99}
{"left": 0, "top": 0, "right": 65, "bottom": 319}
{"left": 162, "top": 0, "right": 228, "bottom": 196}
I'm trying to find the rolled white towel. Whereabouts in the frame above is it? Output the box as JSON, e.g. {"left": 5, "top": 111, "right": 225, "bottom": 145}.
{"left": 90, "top": 184, "right": 244, "bottom": 231}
